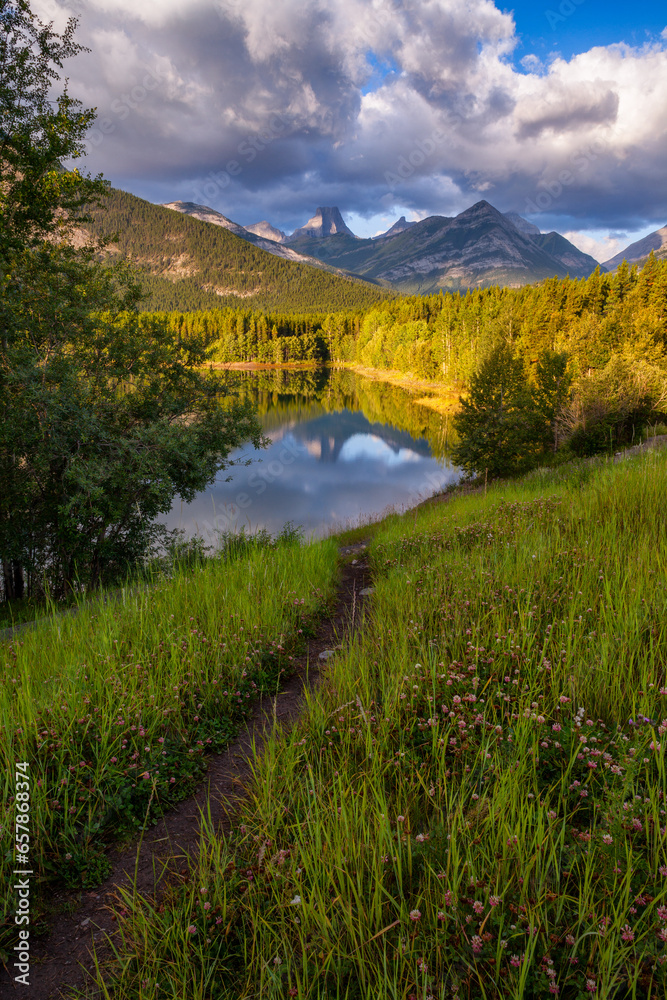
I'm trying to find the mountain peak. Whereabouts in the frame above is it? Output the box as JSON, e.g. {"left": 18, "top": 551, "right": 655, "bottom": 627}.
{"left": 287, "top": 207, "right": 356, "bottom": 241}
{"left": 245, "top": 220, "right": 286, "bottom": 243}
{"left": 504, "top": 211, "right": 541, "bottom": 236}
{"left": 373, "top": 216, "right": 418, "bottom": 240}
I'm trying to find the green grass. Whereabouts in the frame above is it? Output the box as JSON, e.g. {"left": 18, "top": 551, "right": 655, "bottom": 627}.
{"left": 98, "top": 450, "right": 667, "bottom": 1000}
{"left": 0, "top": 536, "right": 339, "bottom": 958}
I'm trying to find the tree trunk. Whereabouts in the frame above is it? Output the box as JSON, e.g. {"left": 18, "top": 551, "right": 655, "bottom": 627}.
{"left": 2, "top": 559, "right": 24, "bottom": 601}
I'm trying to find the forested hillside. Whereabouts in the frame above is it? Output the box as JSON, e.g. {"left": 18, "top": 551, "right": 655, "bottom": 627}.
{"left": 84, "top": 188, "right": 393, "bottom": 313}
{"left": 147, "top": 255, "right": 667, "bottom": 385}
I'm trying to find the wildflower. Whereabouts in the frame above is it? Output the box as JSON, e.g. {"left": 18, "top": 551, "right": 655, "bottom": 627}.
{"left": 471, "top": 935, "right": 483, "bottom": 954}
{"left": 602, "top": 834, "right": 613, "bottom": 845}
{"left": 657, "top": 906, "right": 667, "bottom": 921}
{"left": 290, "top": 896, "right": 301, "bottom": 906}
{"left": 437, "top": 911, "right": 446, "bottom": 921}
{"left": 187, "top": 925, "right": 197, "bottom": 934}
{"left": 203, "top": 901, "right": 211, "bottom": 910}
{"left": 621, "top": 925, "right": 634, "bottom": 942}
{"left": 397, "top": 815, "right": 405, "bottom": 823}
{"left": 565, "top": 934, "right": 576, "bottom": 946}
{"left": 510, "top": 954, "right": 522, "bottom": 967}
{"left": 585, "top": 979, "right": 597, "bottom": 993}
{"left": 489, "top": 895, "right": 501, "bottom": 907}
{"left": 473, "top": 901, "right": 484, "bottom": 916}
{"left": 409, "top": 909, "right": 422, "bottom": 922}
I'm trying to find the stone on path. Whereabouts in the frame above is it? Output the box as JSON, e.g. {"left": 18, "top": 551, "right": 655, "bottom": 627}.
{"left": 359, "top": 587, "right": 374, "bottom": 597}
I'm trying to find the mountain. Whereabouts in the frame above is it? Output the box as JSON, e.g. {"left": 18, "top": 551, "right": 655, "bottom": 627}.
{"left": 532, "top": 231, "right": 600, "bottom": 274}
{"left": 244, "top": 220, "right": 287, "bottom": 243}
{"left": 602, "top": 224, "right": 667, "bottom": 271}
{"left": 84, "top": 188, "right": 392, "bottom": 313}
{"left": 504, "top": 211, "right": 541, "bottom": 236}
{"left": 162, "top": 201, "right": 337, "bottom": 269}
{"left": 286, "top": 206, "right": 356, "bottom": 241}
{"left": 286, "top": 200, "right": 601, "bottom": 293}
{"left": 373, "top": 216, "right": 417, "bottom": 240}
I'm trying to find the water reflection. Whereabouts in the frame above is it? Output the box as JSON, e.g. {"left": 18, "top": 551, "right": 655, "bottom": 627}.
{"left": 166, "top": 369, "right": 460, "bottom": 539}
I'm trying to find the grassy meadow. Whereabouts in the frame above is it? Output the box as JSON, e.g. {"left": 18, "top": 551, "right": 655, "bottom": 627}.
{"left": 98, "top": 448, "right": 667, "bottom": 1000}
{"left": 0, "top": 536, "right": 339, "bottom": 956}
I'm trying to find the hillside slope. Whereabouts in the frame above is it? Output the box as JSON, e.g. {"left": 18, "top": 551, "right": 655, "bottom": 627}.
{"left": 84, "top": 189, "right": 392, "bottom": 313}
{"left": 603, "top": 224, "right": 667, "bottom": 271}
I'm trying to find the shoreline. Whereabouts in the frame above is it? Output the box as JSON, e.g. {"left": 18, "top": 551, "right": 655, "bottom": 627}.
{"left": 341, "top": 363, "right": 460, "bottom": 414}
{"left": 212, "top": 360, "right": 461, "bottom": 414}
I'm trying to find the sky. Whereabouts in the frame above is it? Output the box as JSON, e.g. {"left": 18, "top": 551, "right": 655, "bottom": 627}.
{"left": 36, "top": 0, "right": 667, "bottom": 262}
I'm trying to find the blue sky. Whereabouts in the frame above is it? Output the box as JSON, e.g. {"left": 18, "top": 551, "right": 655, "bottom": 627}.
{"left": 40, "top": 0, "right": 667, "bottom": 262}
{"left": 508, "top": 0, "right": 666, "bottom": 64}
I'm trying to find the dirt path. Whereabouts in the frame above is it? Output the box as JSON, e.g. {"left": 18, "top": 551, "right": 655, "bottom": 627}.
{"left": 1, "top": 544, "right": 372, "bottom": 1000}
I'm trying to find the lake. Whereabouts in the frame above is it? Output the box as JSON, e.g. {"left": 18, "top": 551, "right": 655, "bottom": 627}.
{"left": 165, "top": 368, "right": 461, "bottom": 541}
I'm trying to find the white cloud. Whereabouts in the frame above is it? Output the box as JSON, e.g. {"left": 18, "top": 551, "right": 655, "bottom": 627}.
{"left": 31, "top": 0, "right": 667, "bottom": 235}
{"left": 562, "top": 231, "right": 623, "bottom": 264}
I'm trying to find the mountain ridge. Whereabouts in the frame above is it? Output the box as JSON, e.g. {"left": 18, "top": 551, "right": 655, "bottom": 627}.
{"left": 603, "top": 224, "right": 667, "bottom": 271}
{"left": 286, "top": 200, "right": 601, "bottom": 293}
{"left": 84, "top": 189, "right": 392, "bottom": 313}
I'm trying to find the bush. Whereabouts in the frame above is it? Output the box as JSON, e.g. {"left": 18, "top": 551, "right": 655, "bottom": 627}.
{"left": 560, "top": 354, "right": 667, "bottom": 455}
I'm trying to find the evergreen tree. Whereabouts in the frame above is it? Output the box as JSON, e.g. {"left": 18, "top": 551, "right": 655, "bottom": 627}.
{"left": 533, "top": 350, "right": 572, "bottom": 452}
{"left": 452, "top": 345, "right": 540, "bottom": 477}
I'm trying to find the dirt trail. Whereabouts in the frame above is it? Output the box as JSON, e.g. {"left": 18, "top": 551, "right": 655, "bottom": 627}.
{"left": 1, "top": 544, "right": 372, "bottom": 1000}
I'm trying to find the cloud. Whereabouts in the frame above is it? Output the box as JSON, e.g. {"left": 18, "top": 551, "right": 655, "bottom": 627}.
{"left": 33, "top": 0, "right": 667, "bottom": 235}
{"left": 562, "top": 231, "right": 624, "bottom": 265}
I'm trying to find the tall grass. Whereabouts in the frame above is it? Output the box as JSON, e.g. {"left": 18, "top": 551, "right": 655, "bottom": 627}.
{"left": 0, "top": 536, "right": 339, "bottom": 952}
{"left": 90, "top": 453, "right": 667, "bottom": 998}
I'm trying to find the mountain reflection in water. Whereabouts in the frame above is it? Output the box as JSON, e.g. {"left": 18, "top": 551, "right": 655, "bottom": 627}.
{"left": 166, "top": 368, "right": 461, "bottom": 540}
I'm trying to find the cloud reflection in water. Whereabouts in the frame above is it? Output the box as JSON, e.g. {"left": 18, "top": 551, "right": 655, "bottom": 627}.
{"left": 166, "top": 401, "right": 459, "bottom": 540}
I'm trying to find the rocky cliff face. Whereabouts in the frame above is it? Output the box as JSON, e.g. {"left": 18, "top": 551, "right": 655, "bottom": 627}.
{"left": 245, "top": 220, "right": 287, "bottom": 243}
{"left": 286, "top": 206, "right": 356, "bottom": 241}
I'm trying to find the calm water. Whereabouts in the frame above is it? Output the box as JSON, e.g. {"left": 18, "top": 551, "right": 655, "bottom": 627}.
{"left": 166, "top": 368, "right": 461, "bottom": 540}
